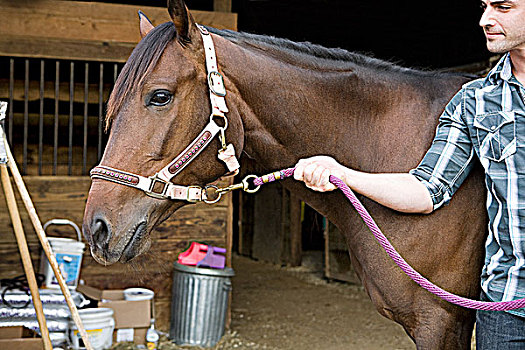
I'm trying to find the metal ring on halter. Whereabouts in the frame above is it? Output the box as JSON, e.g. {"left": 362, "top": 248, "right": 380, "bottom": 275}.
{"left": 203, "top": 185, "right": 222, "bottom": 204}
{"left": 210, "top": 113, "right": 228, "bottom": 130}
{"left": 242, "top": 175, "right": 261, "bottom": 193}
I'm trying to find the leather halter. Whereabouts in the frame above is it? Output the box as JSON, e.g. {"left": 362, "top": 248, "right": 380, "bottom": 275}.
{"left": 90, "top": 25, "right": 241, "bottom": 204}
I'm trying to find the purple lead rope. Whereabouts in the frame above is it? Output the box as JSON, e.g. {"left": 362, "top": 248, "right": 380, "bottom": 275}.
{"left": 253, "top": 167, "right": 525, "bottom": 311}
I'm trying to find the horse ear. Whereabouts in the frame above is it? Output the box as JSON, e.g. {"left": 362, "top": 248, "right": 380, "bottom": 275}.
{"left": 138, "top": 11, "right": 154, "bottom": 38}
{"left": 167, "top": 0, "right": 198, "bottom": 45}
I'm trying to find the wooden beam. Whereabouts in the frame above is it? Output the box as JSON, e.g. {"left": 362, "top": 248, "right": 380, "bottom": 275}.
{"left": 0, "top": 77, "right": 113, "bottom": 104}
{"left": 289, "top": 193, "right": 302, "bottom": 266}
{"left": 0, "top": 35, "right": 135, "bottom": 63}
{"left": 324, "top": 221, "right": 360, "bottom": 284}
{"left": 0, "top": 176, "right": 231, "bottom": 244}
{"left": 214, "top": 0, "right": 232, "bottom": 13}
{"left": 1, "top": 165, "right": 53, "bottom": 350}
{"left": 0, "top": 0, "right": 237, "bottom": 44}
{"left": 0, "top": 1, "right": 237, "bottom": 61}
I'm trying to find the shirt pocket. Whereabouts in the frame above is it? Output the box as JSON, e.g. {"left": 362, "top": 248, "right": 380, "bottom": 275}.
{"left": 473, "top": 111, "right": 516, "bottom": 162}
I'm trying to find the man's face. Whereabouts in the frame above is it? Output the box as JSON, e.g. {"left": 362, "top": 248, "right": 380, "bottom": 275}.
{"left": 480, "top": 0, "right": 525, "bottom": 53}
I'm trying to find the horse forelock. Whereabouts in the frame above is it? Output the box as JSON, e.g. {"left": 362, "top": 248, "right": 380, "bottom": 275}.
{"left": 105, "top": 22, "right": 177, "bottom": 129}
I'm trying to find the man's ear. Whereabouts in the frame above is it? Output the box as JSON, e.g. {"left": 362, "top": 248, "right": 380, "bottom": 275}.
{"left": 138, "top": 10, "right": 154, "bottom": 39}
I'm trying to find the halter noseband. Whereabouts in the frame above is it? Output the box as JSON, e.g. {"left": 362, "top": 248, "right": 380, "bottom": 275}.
{"left": 90, "top": 25, "right": 242, "bottom": 204}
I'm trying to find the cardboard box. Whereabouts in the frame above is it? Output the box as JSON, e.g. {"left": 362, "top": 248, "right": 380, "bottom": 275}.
{"left": 77, "top": 285, "right": 152, "bottom": 344}
{"left": 0, "top": 326, "right": 44, "bottom": 350}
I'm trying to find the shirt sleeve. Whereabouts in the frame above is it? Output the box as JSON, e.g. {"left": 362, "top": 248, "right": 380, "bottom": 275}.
{"left": 409, "top": 88, "right": 475, "bottom": 210}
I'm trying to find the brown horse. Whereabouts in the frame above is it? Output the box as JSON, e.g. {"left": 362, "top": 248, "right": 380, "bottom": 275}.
{"left": 83, "top": 0, "right": 488, "bottom": 348}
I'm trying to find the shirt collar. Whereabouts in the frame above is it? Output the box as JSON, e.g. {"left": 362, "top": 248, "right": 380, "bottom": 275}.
{"left": 486, "top": 53, "right": 513, "bottom": 85}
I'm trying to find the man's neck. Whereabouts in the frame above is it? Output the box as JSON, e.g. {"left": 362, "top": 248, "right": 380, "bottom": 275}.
{"left": 510, "top": 49, "right": 525, "bottom": 85}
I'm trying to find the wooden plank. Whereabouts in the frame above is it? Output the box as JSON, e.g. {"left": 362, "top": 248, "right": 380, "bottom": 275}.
{"left": 0, "top": 175, "right": 231, "bottom": 332}
{"left": 280, "top": 188, "right": 291, "bottom": 263}
{"left": 0, "top": 36, "right": 135, "bottom": 63}
{"left": 324, "top": 221, "right": 360, "bottom": 284}
{"left": 1, "top": 166, "right": 53, "bottom": 350}
{"left": 225, "top": 182, "right": 234, "bottom": 267}
{"left": 251, "top": 184, "right": 284, "bottom": 264}
{"left": 0, "top": 1, "right": 237, "bottom": 61}
{"left": 289, "top": 193, "right": 302, "bottom": 266}
{"left": 238, "top": 191, "right": 254, "bottom": 256}
{"left": 0, "top": 236, "right": 228, "bottom": 282}
{"left": 0, "top": 0, "right": 237, "bottom": 43}
{"left": 0, "top": 76, "right": 113, "bottom": 104}
{"left": 279, "top": 187, "right": 301, "bottom": 265}
{"left": 243, "top": 185, "right": 302, "bottom": 266}
{"left": 0, "top": 177, "right": 230, "bottom": 244}
{"left": 214, "top": 0, "right": 232, "bottom": 13}
{"left": 0, "top": 177, "right": 91, "bottom": 244}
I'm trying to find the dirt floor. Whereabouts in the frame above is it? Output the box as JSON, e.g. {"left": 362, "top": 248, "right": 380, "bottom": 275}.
{"left": 226, "top": 254, "right": 415, "bottom": 350}
{"left": 112, "top": 253, "right": 417, "bottom": 350}
{"left": 112, "top": 253, "right": 483, "bottom": 350}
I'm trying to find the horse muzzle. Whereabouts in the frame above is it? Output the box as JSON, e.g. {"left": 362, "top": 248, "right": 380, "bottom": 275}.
{"left": 84, "top": 213, "right": 151, "bottom": 265}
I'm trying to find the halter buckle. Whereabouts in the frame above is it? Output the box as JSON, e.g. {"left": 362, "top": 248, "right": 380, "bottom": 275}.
{"left": 146, "top": 175, "right": 169, "bottom": 199}
{"left": 208, "top": 71, "right": 226, "bottom": 97}
{"left": 187, "top": 185, "right": 204, "bottom": 203}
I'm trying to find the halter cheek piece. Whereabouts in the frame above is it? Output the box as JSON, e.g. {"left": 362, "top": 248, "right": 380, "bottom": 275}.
{"left": 90, "top": 25, "right": 252, "bottom": 204}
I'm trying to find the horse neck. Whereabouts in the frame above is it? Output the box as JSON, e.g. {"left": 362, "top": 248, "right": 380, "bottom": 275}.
{"left": 217, "top": 40, "right": 381, "bottom": 170}
{"left": 215, "top": 35, "right": 435, "bottom": 174}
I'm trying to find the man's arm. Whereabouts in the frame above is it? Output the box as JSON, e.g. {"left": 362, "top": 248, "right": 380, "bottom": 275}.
{"left": 294, "top": 87, "right": 475, "bottom": 215}
{"left": 294, "top": 156, "right": 434, "bottom": 214}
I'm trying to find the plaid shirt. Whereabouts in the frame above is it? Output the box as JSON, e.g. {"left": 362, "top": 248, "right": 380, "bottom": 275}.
{"left": 411, "top": 53, "right": 525, "bottom": 317}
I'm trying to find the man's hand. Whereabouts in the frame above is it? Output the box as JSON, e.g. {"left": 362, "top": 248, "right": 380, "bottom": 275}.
{"left": 294, "top": 156, "right": 346, "bottom": 192}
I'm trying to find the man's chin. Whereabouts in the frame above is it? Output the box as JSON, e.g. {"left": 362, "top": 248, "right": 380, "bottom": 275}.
{"left": 486, "top": 44, "right": 508, "bottom": 54}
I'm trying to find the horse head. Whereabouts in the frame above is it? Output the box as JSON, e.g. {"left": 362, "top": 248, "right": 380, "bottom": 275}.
{"left": 83, "top": 0, "right": 244, "bottom": 264}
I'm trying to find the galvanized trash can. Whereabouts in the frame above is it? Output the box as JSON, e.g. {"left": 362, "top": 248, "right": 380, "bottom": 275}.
{"left": 170, "top": 262, "right": 234, "bottom": 347}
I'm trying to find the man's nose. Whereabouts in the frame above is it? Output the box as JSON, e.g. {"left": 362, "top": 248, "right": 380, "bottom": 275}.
{"left": 479, "top": 8, "right": 495, "bottom": 28}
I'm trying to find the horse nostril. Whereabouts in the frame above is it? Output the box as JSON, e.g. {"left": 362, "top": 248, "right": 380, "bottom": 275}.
{"left": 92, "top": 218, "right": 110, "bottom": 249}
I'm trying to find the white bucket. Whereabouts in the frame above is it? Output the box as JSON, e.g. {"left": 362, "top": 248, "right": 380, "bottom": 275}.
{"left": 40, "top": 219, "right": 85, "bottom": 290}
{"left": 69, "top": 308, "right": 115, "bottom": 350}
{"left": 41, "top": 237, "right": 85, "bottom": 289}
{"left": 123, "top": 288, "right": 154, "bottom": 301}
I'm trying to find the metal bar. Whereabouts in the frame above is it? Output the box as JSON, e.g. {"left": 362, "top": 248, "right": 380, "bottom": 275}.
{"left": 8, "top": 58, "right": 14, "bottom": 143}
{"left": 54, "top": 61, "right": 59, "bottom": 175}
{"left": 98, "top": 62, "right": 103, "bottom": 161}
{"left": 69, "top": 61, "right": 74, "bottom": 176}
{"left": 23, "top": 59, "right": 29, "bottom": 175}
{"left": 83, "top": 62, "right": 89, "bottom": 175}
{"left": 113, "top": 63, "right": 118, "bottom": 82}
{"left": 39, "top": 59, "right": 44, "bottom": 175}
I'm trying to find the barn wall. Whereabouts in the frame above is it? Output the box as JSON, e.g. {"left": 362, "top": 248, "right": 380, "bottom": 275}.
{"left": 0, "top": 0, "right": 237, "bottom": 62}
{"left": 0, "top": 176, "right": 233, "bottom": 330}
{"left": 0, "top": 0, "right": 237, "bottom": 332}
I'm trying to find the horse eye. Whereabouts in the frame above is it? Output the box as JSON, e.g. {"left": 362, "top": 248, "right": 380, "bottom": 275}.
{"left": 148, "top": 90, "right": 172, "bottom": 107}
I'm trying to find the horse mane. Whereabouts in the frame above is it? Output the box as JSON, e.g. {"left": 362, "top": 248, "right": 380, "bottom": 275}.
{"left": 206, "top": 27, "right": 443, "bottom": 76}
{"left": 105, "top": 22, "right": 176, "bottom": 128}
{"left": 106, "top": 22, "right": 469, "bottom": 127}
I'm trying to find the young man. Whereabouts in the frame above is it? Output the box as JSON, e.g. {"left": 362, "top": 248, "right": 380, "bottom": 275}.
{"left": 294, "top": 0, "right": 525, "bottom": 348}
